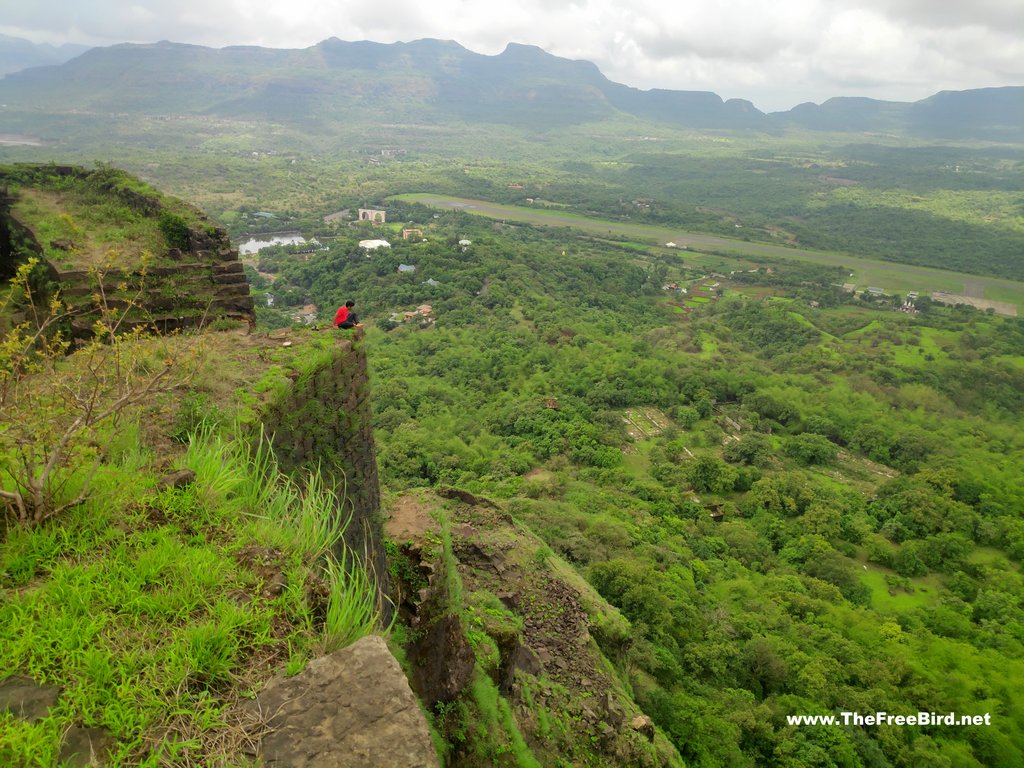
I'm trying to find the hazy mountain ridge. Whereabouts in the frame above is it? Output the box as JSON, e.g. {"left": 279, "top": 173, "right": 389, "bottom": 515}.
{"left": 0, "top": 34, "right": 90, "bottom": 78}
{"left": 0, "top": 37, "right": 1020, "bottom": 139}
{"left": 776, "top": 88, "right": 1024, "bottom": 141}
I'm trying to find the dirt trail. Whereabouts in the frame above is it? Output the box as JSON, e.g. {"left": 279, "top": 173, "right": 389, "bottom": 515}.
{"left": 385, "top": 494, "right": 436, "bottom": 542}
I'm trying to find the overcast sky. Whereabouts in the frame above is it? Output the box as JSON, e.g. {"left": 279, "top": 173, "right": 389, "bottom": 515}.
{"left": 1, "top": 0, "right": 1021, "bottom": 111}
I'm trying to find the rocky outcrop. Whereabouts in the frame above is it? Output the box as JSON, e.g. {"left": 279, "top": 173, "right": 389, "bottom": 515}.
{"left": 0, "top": 676, "right": 117, "bottom": 766}
{"left": 250, "top": 635, "right": 438, "bottom": 768}
{"left": 406, "top": 613, "right": 476, "bottom": 708}
{"left": 384, "top": 495, "right": 476, "bottom": 709}
{"left": 0, "top": 675, "right": 61, "bottom": 721}
{"left": 384, "top": 491, "right": 680, "bottom": 767}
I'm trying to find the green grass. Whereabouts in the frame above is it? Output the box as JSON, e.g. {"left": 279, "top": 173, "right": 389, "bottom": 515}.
{"left": 890, "top": 327, "right": 957, "bottom": 366}
{"left": 621, "top": 444, "right": 653, "bottom": 477}
{"left": 468, "top": 669, "right": 542, "bottom": 768}
{"left": 844, "top": 319, "right": 885, "bottom": 338}
{"left": 992, "top": 354, "right": 1024, "bottom": 370}
{"left": 967, "top": 547, "right": 1012, "bottom": 567}
{"left": 0, "top": 428, "right": 380, "bottom": 765}
{"left": 12, "top": 187, "right": 166, "bottom": 271}
{"left": 697, "top": 334, "right": 718, "bottom": 357}
{"left": 858, "top": 567, "right": 943, "bottom": 614}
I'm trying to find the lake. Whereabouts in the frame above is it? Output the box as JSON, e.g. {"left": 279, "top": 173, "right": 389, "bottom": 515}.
{"left": 238, "top": 233, "right": 306, "bottom": 255}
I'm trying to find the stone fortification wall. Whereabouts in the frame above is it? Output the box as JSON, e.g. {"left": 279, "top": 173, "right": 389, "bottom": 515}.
{"left": 260, "top": 332, "right": 389, "bottom": 610}
{"left": 253, "top": 335, "right": 434, "bottom": 765}
{"left": 0, "top": 164, "right": 254, "bottom": 335}
{"left": 52, "top": 238, "right": 255, "bottom": 336}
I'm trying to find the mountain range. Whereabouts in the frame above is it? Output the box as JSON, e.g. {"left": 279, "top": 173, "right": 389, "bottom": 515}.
{"left": 0, "top": 37, "right": 1021, "bottom": 141}
{"left": 0, "top": 34, "right": 90, "bottom": 78}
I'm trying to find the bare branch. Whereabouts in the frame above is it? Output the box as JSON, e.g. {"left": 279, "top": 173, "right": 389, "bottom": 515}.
{"left": 2, "top": 256, "right": 198, "bottom": 526}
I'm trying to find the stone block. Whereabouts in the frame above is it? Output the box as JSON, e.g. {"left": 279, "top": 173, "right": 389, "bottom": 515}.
{"left": 0, "top": 676, "right": 61, "bottom": 721}
{"left": 58, "top": 725, "right": 116, "bottom": 767}
{"left": 254, "top": 635, "right": 438, "bottom": 768}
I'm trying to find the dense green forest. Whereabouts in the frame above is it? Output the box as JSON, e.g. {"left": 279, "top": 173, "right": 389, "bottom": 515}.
{"left": 255, "top": 207, "right": 1024, "bottom": 767}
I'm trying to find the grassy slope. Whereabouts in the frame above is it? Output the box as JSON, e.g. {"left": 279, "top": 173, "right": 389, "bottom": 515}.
{"left": 0, "top": 329, "right": 381, "bottom": 765}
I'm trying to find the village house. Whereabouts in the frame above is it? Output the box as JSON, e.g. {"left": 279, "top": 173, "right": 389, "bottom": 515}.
{"left": 402, "top": 228, "right": 424, "bottom": 240}
{"left": 358, "top": 208, "right": 386, "bottom": 223}
{"left": 359, "top": 239, "right": 391, "bottom": 252}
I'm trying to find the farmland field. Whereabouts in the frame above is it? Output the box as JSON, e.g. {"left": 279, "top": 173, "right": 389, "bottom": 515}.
{"left": 394, "top": 193, "right": 1024, "bottom": 313}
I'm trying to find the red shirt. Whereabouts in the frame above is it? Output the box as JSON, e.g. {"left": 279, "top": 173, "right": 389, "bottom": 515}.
{"left": 334, "top": 306, "right": 349, "bottom": 326}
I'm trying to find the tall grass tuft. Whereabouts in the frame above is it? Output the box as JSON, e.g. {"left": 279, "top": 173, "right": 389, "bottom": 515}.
{"left": 0, "top": 423, "right": 384, "bottom": 763}
{"left": 321, "top": 548, "right": 380, "bottom": 653}
{"left": 181, "top": 429, "right": 383, "bottom": 650}
{"left": 290, "top": 467, "right": 349, "bottom": 563}
{"left": 235, "top": 426, "right": 285, "bottom": 515}
{"left": 182, "top": 431, "right": 244, "bottom": 515}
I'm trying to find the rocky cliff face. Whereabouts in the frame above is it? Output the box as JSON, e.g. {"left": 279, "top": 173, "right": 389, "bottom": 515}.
{"left": 385, "top": 490, "right": 681, "bottom": 767}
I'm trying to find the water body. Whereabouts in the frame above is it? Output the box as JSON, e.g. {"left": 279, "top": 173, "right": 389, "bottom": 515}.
{"left": 0, "top": 134, "right": 43, "bottom": 146}
{"left": 238, "top": 233, "right": 306, "bottom": 255}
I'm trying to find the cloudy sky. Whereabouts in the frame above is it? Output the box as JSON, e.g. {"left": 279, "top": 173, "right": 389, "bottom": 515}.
{"left": 1, "top": 0, "right": 1021, "bottom": 111}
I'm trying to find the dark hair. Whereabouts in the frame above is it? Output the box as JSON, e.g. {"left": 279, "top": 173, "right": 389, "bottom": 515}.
{"left": 345, "top": 300, "right": 355, "bottom": 308}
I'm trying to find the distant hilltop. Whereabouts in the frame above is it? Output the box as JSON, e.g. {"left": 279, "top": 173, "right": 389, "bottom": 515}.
{"left": 0, "top": 37, "right": 1021, "bottom": 141}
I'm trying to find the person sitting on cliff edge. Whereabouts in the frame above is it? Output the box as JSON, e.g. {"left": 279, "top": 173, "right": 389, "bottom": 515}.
{"left": 334, "top": 300, "right": 360, "bottom": 329}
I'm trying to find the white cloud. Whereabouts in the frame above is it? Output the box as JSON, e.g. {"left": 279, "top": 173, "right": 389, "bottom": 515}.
{"left": 0, "top": 0, "right": 1020, "bottom": 111}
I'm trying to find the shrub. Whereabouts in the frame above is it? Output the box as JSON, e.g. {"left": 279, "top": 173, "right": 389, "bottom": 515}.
{"left": 158, "top": 211, "right": 191, "bottom": 250}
